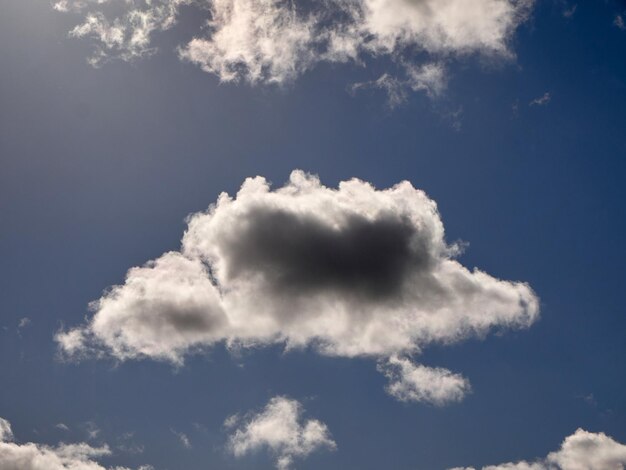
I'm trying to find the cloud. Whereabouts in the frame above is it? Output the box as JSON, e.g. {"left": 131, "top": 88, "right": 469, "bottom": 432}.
{"left": 227, "top": 396, "right": 335, "bottom": 470}
{"left": 562, "top": 4, "right": 576, "bottom": 18}
{"left": 351, "top": 62, "right": 447, "bottom": 107}
{"left": 55, "top": 0, "right": 534, "bottom": 96}
{"left": 614, "top": 14, "right": 625, "bottom": 31}
{"left": 0, "top": 418, "right": 13, "bottom": 442}
{"left": 529, "top": 92, "right": 551, "bottom": 106}
{"left": 171, "top": 429, "right": 192, "bottom": 449}
{"left": 57, "top": 170, "right": 539, "bottom": 402}
{"left": 378, "top": 355, "right": 470, "bottom": 405}
{"left": 450, "top": 428, "right": 626, "bottom": 470}
{"left": 55, "top": 423, "right": 70, "bottom": 432}
{"left": 0, "top": 417, "right": 149, "bottom": 470}
{"left": 18, "top": 317, "right": 31, "bottom": 329}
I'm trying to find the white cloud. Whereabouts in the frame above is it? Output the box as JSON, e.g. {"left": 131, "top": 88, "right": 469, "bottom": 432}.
{"left": 529, "top": 92, "right": 551, "bottom": 106}
{"left": 18, "top": 317, "right": 31, "bottom": 329}
{"left": 227, "top": 396, "right": 336, "bottom": 470}
{"left": 614, "top": 14, "right": 625, "bottom": 31}
{"left": 0, "top": 418, "right": 13, "bottom": 442}
{"left": 171, "top": 429, "right": 192, "bottom": 449}
{"left": 55, "top": 0, "right": 534, "bottom": 95}
{"left": 450, "top": 429, "right": 626, "bottom": 470}
{"left": 0, "top": 417, "right": 147, "bottom": 470}
{"left": 57, "top": 170, "right": 539, "bottom": 401}
{"left": 378, "top": 355, "right": 470, "bottom": 405}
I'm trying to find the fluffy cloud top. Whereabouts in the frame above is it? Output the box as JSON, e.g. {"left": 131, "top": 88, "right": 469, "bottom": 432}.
{"left": 57, "top": 170, "right": 538, "bottom": 402}
{"left": 0, "top": 417, "right": 150, "bottom": 470}
{"left": 55, "top": 0, "right": 533, "bottom": 94}
{"left": 226, "top": 396, "right": 335, "bottom": 470}
{"left": 451, "top": 428, "right": 626, "bottom": 470}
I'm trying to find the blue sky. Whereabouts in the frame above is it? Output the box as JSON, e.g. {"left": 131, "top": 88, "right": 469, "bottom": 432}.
{"left": 1, "top": 1, "right": 626, "bottom": 469}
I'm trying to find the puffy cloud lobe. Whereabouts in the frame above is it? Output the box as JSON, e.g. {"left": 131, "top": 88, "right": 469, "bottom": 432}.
{"left": 227, "top": 396, "right": 335, "bottom": 470}
{"left": 55, "top": 0, "right": 533, "bottom": 91}
{"left": 451, "top": 429, "right": 626, "bottom": 470}
{"left": 57, "top": 170, "right": 539, "bottom": 400}
{"left": 0, "top": 417, "right": 150, "bottom": 470}
{"left": 378, "top": 355, "right": 470, "bottom": 405}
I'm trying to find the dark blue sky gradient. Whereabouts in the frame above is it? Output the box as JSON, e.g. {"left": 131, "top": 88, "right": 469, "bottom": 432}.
{"left": 1, "top": 1, "right": 625, "bottom": 469}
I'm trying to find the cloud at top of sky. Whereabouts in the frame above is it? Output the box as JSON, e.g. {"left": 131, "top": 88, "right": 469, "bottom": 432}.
{"left": 0, "top": 417, "right": 152, "bottom": 470}
{"left": 450, "top": 428, "right": 626, "bottom": 470}
{"left": 56, "top": 170, "right": 539, "bottom": 405}
{"left": 53, "top": 0, "right": 534, "bottom": 100}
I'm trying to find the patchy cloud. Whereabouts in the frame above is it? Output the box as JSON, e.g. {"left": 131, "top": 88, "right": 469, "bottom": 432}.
{"left": 614, "top": 14, "right": 625, "bottom": 31}
{"left": 55, "top": 0, "right": 534, "bottom": 98}
{"left": 171, "top": 429, "right": 192, "bottom": 449}
{"left": 529, "top": 92, "right": 551, "bottom": 106}
{"left": 57, "top": 170, "right": 539, "bottom": 402}
{"left": 378, "top": 355, "right": 471, "bottom": 405}
{"left": 0, "top": 417, "right": 150, "bottom": 470}
{"left": 562, "top": 4, "right": 576, "bottom": 19}
{"left": 450, "top": 428, "right": 626, "bottom": 470}
{"left": 227, "top": 396, "right": 335, "bottom": 470}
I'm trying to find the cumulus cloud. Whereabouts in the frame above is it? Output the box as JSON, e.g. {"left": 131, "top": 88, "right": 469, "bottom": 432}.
{"left": 451, "top": 428, "right": 626, "bottom": 470}
{"left": 378, "top": 355, "right": 470, "bottom": 405}
{"left": 0, "top": 417, "right": 149, "bottom": 470}
{"left": 55, "top": 0, "right": 533, "bottom": 95}
{"left": 57, "top": 170, "right": 539, "bottom": 401}
{"left": 227, "top": 396, "right": 335, "bottom": 470}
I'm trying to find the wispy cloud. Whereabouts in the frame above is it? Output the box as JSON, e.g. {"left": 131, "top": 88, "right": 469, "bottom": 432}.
{"left": 54, "top": 0, "right": 535, "bottom": 100}
{"left": 0, "top": 417, "right": 150, "bottom": 470}
{"left": 530, "top": 91, "right": 551, "bottom": 106}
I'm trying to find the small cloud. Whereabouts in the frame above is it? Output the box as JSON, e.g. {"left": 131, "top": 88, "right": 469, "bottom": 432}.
{"left": 227, "top": 396, "right": 336, "bottom": 470}
{"left": 583, "top": 393, "right": 597, "bottom": 406}
{"left": 530, "top": 92, "right": 551, "bottom": 106}
{"left": 55, "top": 423, "right": 70, "bottom": 431}
{"left": 18, "top": 317, "right": 31, "bottom": 329}
{"left": 0, "top": 416, "right": 149, "bottom": 470}
{"left": 117, "top": 431, "right": 145, "bottom": 454}
{"left": 614, "top": 14, "right": 625, "bottom": 30}
{"left": 84, "top": 421, "right": 101, "bottom": 440}
{"left": 563, "top": 4, "right": 577, "bottom": 18}
{"left": 172, "top": 429, "right": 192, "bottom": 449}
{"left": 223, "top": 414, "right": 240, "bottom": 430}
{"left": 378, "top": 356, "right": 471, "bottom": 406}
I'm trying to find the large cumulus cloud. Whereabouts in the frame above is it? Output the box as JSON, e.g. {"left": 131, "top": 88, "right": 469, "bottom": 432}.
{"left": 57, "top": 170, "right": 539, "bottom": 402}
{"left": 54, "top": 0, "right": 533, "bottom": 97}
{"left": 451, "top": 428, "right": 626, "bottom": 470}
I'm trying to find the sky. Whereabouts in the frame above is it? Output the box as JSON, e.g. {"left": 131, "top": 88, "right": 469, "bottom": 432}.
{"left": 1, "top": 0, "right": 626, "bottom": 469}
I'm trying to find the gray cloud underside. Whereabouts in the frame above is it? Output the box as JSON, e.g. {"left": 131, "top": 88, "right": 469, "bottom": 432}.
{"left": 57, "top": 170, "right": 539, "bottom": 404}
{"left": 54, "top": 0, "right": 534, "bottom": 99}
{"left": 450, "top": 428, "right": 626, "bottom": 470}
